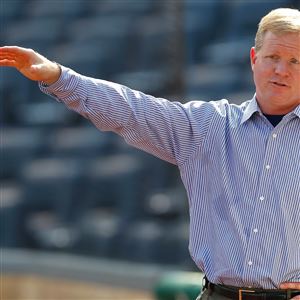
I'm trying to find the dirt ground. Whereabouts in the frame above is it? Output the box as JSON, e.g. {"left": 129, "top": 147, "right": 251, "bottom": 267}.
{"left": 1, "top": 274, "right": 156, "bottom": 300}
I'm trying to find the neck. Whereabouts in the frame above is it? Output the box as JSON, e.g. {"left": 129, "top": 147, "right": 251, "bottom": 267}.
{"left": 257, "top": 100, "right": 298, "bottom": 115}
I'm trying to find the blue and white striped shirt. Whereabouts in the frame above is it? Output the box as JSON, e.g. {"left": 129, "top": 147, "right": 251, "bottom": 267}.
{"left": 40, "top": 66, "right": 300, "bottom": 289}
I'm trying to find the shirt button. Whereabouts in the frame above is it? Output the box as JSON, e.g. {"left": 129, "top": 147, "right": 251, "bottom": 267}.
{"left": 259, "top": 196, "right": 265, "bottom": 201}
{"left": 272, "top": 133, "right": 277, "bottom": 138}
{"left": 266, "top": 165, "right": 271, "bottom": 170}
{"left": 248, "top": 261, "right": 253, "bottom": 266}
{"left": 253, "top": 228, "right": 258, "bottom": 233}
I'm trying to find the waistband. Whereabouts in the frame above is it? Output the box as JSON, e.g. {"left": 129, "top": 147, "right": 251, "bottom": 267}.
{"left": 203, "top": 277, "right": 300, "bottom": 300}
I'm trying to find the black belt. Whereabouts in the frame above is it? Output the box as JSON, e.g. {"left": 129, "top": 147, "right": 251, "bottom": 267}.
{"left": 204, "top": 278, "right": 300, "bottom": 300}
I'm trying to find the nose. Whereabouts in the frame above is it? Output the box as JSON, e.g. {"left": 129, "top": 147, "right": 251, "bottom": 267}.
{"left": 274, "top": 61, "right": 289, "bottom": 77}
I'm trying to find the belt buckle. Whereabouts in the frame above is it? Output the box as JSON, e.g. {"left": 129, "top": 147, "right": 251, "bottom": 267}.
{"left": 239, "top": 289, "right": 255, "bottom": 300}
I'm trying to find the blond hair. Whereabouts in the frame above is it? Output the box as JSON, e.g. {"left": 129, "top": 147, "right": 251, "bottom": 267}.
{"left": 255, "top": 8, "right": 300, "bottom": 51}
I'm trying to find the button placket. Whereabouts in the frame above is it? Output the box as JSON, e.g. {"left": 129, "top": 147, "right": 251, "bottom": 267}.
{"left": 243, "top": 128, "right": 276, "bottom": 276}
{"left": 264, "top": 132, "right": 278, "bottom": 171}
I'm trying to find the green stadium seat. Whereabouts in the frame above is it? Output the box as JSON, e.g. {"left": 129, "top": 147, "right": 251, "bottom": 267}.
{"left": 154, "top": 271, "right": 204, "bottom": 300}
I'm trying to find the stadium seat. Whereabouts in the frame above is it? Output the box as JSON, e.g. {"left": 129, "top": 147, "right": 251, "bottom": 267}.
{"left": 120, "top": 219, "right": 190, "bottom": 265}
{"left": 0, "top": 0, "right": 24, "bottom": 24}
{"left": 25, "top": 211, "right": 80, "bottom": 250}
{"left": 202, "top": 36, "right": 254, "bottom": 67}
{"left": 112, "top": 69, "right": 169, "bottom": 96}
{"left": 158, "top": 221, "right": 190, "bottom": 265}
{"left": 87, "top": 0, "right": 157, "bottom": 16}
{"left": 225, "top": 0, "right": 291, "bottom": 39}
{"left": 3, "top": 17, "right": 63, "bottom": 54}
{"left": 143, "top": 187, "right": 188, "bottom": 221}
{"left": 119, "top": 220, "right": 165, "bottom": 263}
{"left": 73, "top": 208, "right": 121, "bottom": 257}
{"left": 97, "top": 136, "right": 180, "bottom": 189}
{"left": 62, "top": 14, "right": 145, "bottom": 77}
{"left": 1, "top": 127, "right": 46, "bottom": 179}
{"left": 184, "top": 63, "right": 242, "bottom": 100}
{"left": 184, "top": 0, "right": 220, "bottom": 64}
{"left": 25, "top": 0, "right": 87, "bottom": 19}
{"left": 129, "top": 16, "right": 172, "bottom": 70}
{"left": 14, "top": 101, "right": 78, "bottom": 127}
{"left": 81, "top": 154, "right": 145, "bottom": 221}
{"left": 0, "top": 182, "right": 26, "bottom": 247}
{"left": 20, "top": 157, "right": 83, "bottom": 222}
{"left": 154, "top": 271, "right": 204, "bottom": 300}
{"left": 50, "top": 41, "right": 109, "bottom": 78}
{"left": 0, "top": 68, "right": 36, "bottom": 123}
{"left": 47, "top": 125, "right": 113, "bottom": 158}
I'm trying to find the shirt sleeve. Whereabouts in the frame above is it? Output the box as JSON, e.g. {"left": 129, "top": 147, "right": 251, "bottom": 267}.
{"left": 39, "top": 66, "right": 215, "bottom": 165}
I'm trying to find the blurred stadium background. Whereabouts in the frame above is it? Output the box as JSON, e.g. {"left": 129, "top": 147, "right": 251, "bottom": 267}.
{"left": 1, "top": 0, "right": 299, "bottom": 299}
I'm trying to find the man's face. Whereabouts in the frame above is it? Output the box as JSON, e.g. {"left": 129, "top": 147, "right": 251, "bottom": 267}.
{"left": 250, "top": 31, "right": 300, "bottom": 114}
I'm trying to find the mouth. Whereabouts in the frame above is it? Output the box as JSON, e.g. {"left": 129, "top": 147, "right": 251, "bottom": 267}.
{"left": 270, "top": 81, "right": 288, "bottom": 88}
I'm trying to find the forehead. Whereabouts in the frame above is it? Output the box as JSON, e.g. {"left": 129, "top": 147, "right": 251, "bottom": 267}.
{"left": 261, "top": 31, "right": 300, "bottom": 55}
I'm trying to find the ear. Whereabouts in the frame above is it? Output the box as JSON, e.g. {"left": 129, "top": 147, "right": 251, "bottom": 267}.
{"left": 250, "top": 47, "right": 257, "bottom": 70}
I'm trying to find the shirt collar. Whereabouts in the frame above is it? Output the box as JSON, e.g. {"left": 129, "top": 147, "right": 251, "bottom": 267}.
{"left": 240, "top": 96, "right": 261, "bottom": 124}
{"left": 293, "top": 105, "right": 300, "bottom": 118}
{"left": 241, "top": 96, "right": 300, "bottom": 124}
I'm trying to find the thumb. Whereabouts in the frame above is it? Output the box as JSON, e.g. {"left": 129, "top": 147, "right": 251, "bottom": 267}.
{"left": 20, "top": 60, "right": 61, "bottom": 84}
{"left": 279, "top": 282, "right": 300, "bottom": 299}
{"left": 279, "top": 282, "right": 300, "bottom": 290}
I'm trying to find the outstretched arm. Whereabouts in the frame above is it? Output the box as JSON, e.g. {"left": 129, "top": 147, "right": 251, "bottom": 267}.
{"left": 0, "top": 46, "right": 60, "bottom": 85}
{"left": 1, "top": 46, "right": 211, "bottom": 165}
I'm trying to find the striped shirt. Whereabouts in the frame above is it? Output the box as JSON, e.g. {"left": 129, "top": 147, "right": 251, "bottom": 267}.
{"left": 39, "top": 66, "right": 300, "bottom": 289}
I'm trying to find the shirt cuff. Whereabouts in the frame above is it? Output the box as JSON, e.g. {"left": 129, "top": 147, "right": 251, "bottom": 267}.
{"left": 38, "top": 65, "right": 79, "bottom": 102}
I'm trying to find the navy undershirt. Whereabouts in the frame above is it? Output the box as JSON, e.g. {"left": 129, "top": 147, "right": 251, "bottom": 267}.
{"left": 264, "top": 114, "right": 285, "bottom": 127}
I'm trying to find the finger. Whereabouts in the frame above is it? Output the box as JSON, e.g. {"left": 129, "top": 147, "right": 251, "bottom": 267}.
{"left": 280, "top": 282, "right": 300, "bottom": 290}
{"left": 290, "top": 296, "right": 300, "bottom": 300}
{"left": 0, "top": 59, "right": 18, "bottom": 67}
{"left": 0, "top": 46, "right": 33, "bottom": 63}
{"left": 0, "top": 46, "right": 29, "bottom": 55}
{"left": 0, "top": 51, "right": 18, "bottom": 60}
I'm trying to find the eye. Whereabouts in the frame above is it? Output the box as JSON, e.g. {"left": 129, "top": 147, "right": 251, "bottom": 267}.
{"left": 290, "top": 58, "right": 300, "bottom": 65}
{"left": 266, "top": 55, "right": 280, "bottom": 61}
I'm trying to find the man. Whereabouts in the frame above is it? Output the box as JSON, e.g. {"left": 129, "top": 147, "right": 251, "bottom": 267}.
{"left": 0, "top": 7, "right": 299, "bottom": 300}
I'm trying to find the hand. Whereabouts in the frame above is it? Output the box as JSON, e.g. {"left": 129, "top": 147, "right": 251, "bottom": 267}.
{"left": 280, "top": 282, "right": 300, "bottom": 300}
{"left": 0, "top": 46, "right": 61, "bottom": 85}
